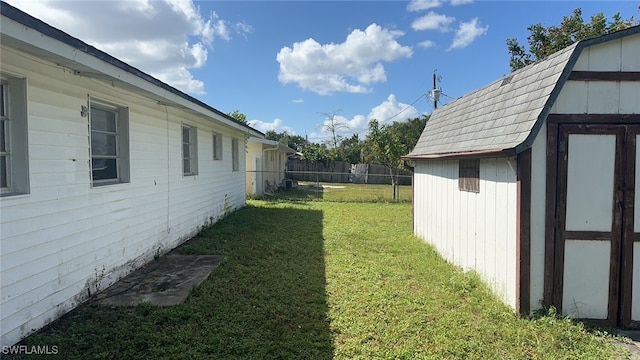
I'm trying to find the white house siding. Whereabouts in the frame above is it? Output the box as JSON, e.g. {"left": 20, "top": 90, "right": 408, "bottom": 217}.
{"left": 1, "top": 46, "right": 248, "bottom": 346}
{"left": 413, "top": 157, "right": 518, "bottom": 308}
{"left": 245, "top": 140, "right": 290, "bottom": 196}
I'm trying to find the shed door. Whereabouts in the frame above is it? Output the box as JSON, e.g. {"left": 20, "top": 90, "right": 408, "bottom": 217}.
{"left": 552, "top": 124, "right": 639, "bottom": 328}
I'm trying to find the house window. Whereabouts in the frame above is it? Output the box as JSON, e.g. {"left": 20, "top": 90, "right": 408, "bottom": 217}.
{"left": 1, "top": 75, "right": 29, "bottom": 196}
{"left": 212, "top": 132, "right": 222, "bottom": 160}
{"left": 182, "top": 124, "right": 198, "bottom": 175}
{"left": 231, "top": 137, "right": 239, "bottom": 171}
{"left": 459, "top": 159, "right": 479, "bottom": 193}
{"left": 90, "top": 100, "right": 129, "bottom": 185}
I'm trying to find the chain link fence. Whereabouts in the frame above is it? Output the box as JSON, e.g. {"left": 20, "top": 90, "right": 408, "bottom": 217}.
{"left": 247, "top": 169, "right": 413, "bottom": 203}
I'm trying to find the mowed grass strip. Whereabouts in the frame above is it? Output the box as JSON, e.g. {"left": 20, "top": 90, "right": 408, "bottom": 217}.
{"left": 11, "top": 200, "right": 626, "bottom": 359}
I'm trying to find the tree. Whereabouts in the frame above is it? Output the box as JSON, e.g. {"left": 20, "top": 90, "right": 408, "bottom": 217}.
{"left": 365, "top": 119, "right": 407, "bottom": 200}
{"left": 386, "top": 115, "right": 428, "bottom": 154}
{"left": 227, "top": 109, "right": 247, "bottom": 124}
{"left": 265, "top": 130, "right": 308, "bottom": 151}
{"left": 319, "top": 111, "right": 349, "bottom": 148}
{"left": 338, "top": 134, "right": 364, "bottom": 164}
{"left": 300, "top": 143, "right": 331, "bottom": 162}
{"left": 507, "top": 8, "right": 637, "bottom": 71}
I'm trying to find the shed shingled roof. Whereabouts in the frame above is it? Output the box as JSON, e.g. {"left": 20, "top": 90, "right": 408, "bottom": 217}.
{"left": 405, "top": 25, "right": 640, "bottom": 158}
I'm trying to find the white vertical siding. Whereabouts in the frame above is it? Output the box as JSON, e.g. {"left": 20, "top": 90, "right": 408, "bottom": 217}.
{"left": 529, "top": 122, "right": 547, "bottom": 311}
{"left": 413, "top": 157, "right": 518, "bottom": 308}
{"left": 552, "top": 33, "right": 640, "bottom": 114}
{"left": 1, "top": 46, "right": 249, "bottom": 346}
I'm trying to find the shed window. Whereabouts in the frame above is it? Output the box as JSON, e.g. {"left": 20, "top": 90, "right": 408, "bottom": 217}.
{"left": 459, "top": 159, "right": 479, "bottom": 193}
{"left": 90, "top": 100, "right": 130, "bottom": 185}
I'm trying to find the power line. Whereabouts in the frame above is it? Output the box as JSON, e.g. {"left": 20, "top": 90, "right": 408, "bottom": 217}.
{"left": 378, "top": 93, "right": 427, "bottom": 123}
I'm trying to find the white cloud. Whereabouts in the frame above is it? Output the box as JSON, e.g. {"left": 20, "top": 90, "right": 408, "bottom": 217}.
{"left": 407, "top": 0, "right": 443, "bottom": 12}
{"left": 418, "top": 40, "right": 436, "bottom": 49}
{"left": 309, "top": 95, "right": 420, "bottom": 142}
{"left": 276, "top": 23, "right": 413, "bottom": 95}
{"left": 5, "top": 0, "right": 251, "bottom": 95}
{"left": 450, "top": 0, "right": 474, "bottom": 5}
{"left": 448, "top": 18, "right": 488, "bottom": 50}
{"left": 368, "top": 94, "right": 420, "bottom": 126}
{"left": 248, "top": 118, "right": 296, "bottom": 134}
{"left": 411, "top": 12, "right": 456, "bottom": 32}
{"left": 235, "top": 22, "right": 254, "bottom": 39}
{"left": 291, "top": 99, "right": 304, "bottom": 104}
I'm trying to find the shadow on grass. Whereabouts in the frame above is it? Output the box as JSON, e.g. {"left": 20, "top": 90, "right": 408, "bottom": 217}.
{"left": 9, "top": 204, "right": 333, "bottom": 360}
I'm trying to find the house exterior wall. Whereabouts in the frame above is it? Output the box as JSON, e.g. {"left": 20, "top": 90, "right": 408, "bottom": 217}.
{"left": 1, "top": 45, "right": 248, "bottom": 346}
{"left": 413, "top": 157, "right": 518, "bottom": 308}
{"left": 245, "top": 141, "right": 288, "bottom": 195}
{"left": 246, "top": 141, "right": 262, "bottom": 195}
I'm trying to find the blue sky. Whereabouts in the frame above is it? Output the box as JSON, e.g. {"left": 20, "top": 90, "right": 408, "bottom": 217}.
{"left": 6, "top": 0, "right": 640, "bottom": 143}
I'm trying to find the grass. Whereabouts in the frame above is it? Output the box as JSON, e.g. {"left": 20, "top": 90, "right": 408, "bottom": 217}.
{"left": 9, "top": 199, "right": 630, "bottom": 359}
{"left": 253, "top": 181, "right": 412, "bottom": 203}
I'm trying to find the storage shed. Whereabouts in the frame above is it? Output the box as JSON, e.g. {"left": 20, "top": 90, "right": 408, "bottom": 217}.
{"left": 0, "top": 3, "right": 262, "bottom": 346}
{"left": 403, "top": 26, "right": 640, "bottom": 328}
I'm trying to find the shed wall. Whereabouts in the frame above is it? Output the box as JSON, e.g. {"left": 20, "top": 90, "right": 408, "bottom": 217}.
{"left": 551, "top": 33, "right": 640, "bottom": 114}
{"left": 0, "top": 46, "right": 247, "bottom": 346}
{"left": 413, "top": 157, "right": 518, "bottom": 308}
{"left": 529, "top": 122, "right": 547, "bottom": 312}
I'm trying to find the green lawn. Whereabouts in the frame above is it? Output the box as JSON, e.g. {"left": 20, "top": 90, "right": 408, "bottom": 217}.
{"left": 10, "top": 200, "right": 629, "bottom": 359}
{"left": 256, "top": 182, "right": 412, "bottom": 203}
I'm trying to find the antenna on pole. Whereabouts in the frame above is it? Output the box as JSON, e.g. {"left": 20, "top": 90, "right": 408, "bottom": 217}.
{"left": 429, "top": 69, "right": 442, "bottom": 109}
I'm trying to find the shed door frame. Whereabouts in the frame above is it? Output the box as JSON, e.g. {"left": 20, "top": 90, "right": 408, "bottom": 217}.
{"left": 544, "top": 116, "right": 640, "bottom": 328}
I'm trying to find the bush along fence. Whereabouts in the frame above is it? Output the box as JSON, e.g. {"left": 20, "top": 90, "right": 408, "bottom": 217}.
{"left": 286, "top": 159, "right": 412, "bottom": 185}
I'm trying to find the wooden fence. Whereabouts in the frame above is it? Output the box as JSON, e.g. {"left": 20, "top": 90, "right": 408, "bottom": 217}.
{"left": 286, "top": 159, "right": 412, "bottom": 185}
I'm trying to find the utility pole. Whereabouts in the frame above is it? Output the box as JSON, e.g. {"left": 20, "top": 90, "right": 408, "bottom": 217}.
{"left": 430, "top": 70, "right": 442, "bottom": 109}
{"left": 433, "top": 72, "right": 437, "bottom": 109}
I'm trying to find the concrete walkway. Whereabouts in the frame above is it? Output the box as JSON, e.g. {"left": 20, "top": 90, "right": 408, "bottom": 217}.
{"left": 614, "top": 330, "right": 640, "bottom": 359}
{"left": 94, "top": 254, "right": 223, "bottom": 307}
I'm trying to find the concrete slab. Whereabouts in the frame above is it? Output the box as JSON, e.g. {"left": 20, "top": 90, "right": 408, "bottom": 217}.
{"left": 94, "top": 254, "right": 223, "bottom": 307}
{"left": 614, "top": 330, "right": 640, "bottom": 359}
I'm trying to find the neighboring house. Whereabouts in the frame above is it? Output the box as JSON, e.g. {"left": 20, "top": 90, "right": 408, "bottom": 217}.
{"left": 246, "top": 138, "right": 296, "bottom": 195}
{"left": 0, "top": 3, "right": 263, "bottom": 346}
{"left": 404, "top": 26, "right": 640, "bottom": 328}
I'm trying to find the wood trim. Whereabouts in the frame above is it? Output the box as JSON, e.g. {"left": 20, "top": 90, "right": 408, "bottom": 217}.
{"left": 402, "top": 148, "right": 517, "bottom": 161}
{"left": 563, "top": 231, "right": 613, "bottom": 241}
{"left": 547, "top": 114, "right": 640, "bottom": 124}
{"left": 516, "top": 149, "right": 532, "bottom": 315}
{"left": 621, "top": 127, "right": 640, "bottom": 327}
{"left": 543, "top": 122, "right": 558, "bottom": 307}
{"left": 609, "top": 126, "right": 626, "bottom": 323}
{"left": 568, "top": 71, "right": 640, "bottom": 81}
{"left": 551, "top": 125, "right": 572, "bottom": 310}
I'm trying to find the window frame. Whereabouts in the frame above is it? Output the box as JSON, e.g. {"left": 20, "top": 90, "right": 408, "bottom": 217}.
{"left": 212, "top": 132, "right": 222, "bottom": 160}
{"left": 89, "top": 97, "right": 130, "bottom": 187}
{"left": 0, "top": 74, "right": 29, "bottom": 197}
{"left": 182, "top": 124, "right": 198, "bottom": 176}
{"left": 231, "top": 137, "right": 239, "bottom": 172}
{"left": 458, "top": 158, "right": 480, "bottom": 193}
